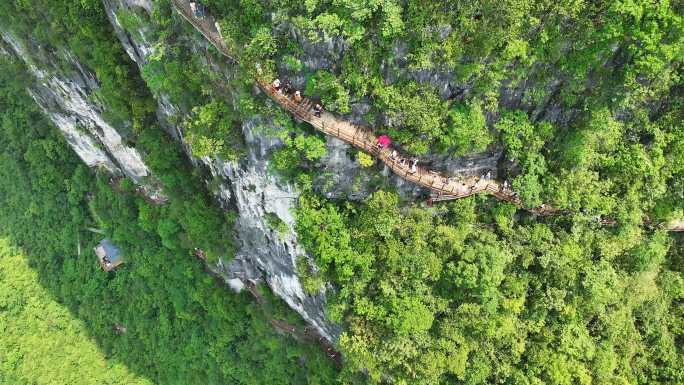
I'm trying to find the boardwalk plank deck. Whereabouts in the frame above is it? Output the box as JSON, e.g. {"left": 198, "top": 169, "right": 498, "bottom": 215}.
{"left": 170, "top": 0, "right": 684, "bottom": 230}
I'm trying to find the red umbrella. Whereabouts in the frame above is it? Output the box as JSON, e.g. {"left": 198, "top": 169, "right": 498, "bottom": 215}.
{"left": 377, "top": 135, "right": 392, "bottom": 147}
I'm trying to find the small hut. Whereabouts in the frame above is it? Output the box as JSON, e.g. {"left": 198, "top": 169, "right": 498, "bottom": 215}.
{"left": 94, "top": 239, "right": 124, "bottom": 272}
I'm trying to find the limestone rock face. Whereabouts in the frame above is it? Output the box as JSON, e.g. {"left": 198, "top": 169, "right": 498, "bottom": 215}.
{"left": 104, "top": 0, "right": 341, "bottom": 341}
{"left": 0, "top": 31, "right": 160, "bottom": 197}
{"left": 209, "top": 119, "right": 341, "bottom": 341}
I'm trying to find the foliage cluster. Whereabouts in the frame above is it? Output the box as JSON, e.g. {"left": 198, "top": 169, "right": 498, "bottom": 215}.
{"left": 185, "top": 100, "right": 244, "bottom": 160}
{"left": 296, "top": 191, "right": 684, "bottom": 385}
{"left": 271, "top": 132, "right": 328, "bottom": 180}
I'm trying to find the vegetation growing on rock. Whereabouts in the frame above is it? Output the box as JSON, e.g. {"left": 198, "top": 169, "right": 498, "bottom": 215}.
{"left": 0, "top": 0, "right": 683, "bottom": 384}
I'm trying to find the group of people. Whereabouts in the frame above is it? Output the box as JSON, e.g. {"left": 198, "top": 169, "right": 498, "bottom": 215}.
{"left": 377, "top": 139, "right": 522, "bottom": 196}
{"left": 475, "top": 170, "right": 515, "bottom": 195}
{"left": 373, "top": 135, "right": 425, "bottom": 174}
{"left": 272, "top": 79, "right": 323, "bottom": 117}
{"left": 387, "top": 148, "right": 419, "bottom": 174}
{"left": 499, "top": 180, "right": 518, "bottom": 197}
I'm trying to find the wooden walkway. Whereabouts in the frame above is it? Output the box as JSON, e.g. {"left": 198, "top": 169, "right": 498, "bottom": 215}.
{"left": 170, "top": 0, "right": 552, "bottom": 213}
{"left": 171, "top": 0, "right": 684, "bottom": 230}
{"left": 664, "top": 219, "right": 684, "bottom": 232}
{"left": 257, "top": 79, "right": 554, "bottom": 214}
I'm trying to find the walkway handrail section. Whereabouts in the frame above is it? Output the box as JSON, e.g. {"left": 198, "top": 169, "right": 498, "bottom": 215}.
{"left": 171, "top": 0, "right": 684, "bottom": 227}
{"left": 257, "top": 78, "right": 562, "bottom": 211}
{"left": 171, "top": 0, "right": 557, "bottom": 215}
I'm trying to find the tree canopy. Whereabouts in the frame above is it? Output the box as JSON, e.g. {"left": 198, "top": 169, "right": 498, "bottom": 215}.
{"left": 0, "top": 0, "right": 682, "bottom": 384}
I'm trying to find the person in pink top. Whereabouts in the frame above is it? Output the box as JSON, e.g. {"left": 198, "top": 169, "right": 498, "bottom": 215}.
{"left": 377, "top": 135, "right": 391, "bottom": 148}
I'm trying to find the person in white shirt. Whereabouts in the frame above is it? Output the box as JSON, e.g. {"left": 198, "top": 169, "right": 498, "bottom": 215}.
{"left": 410, "top": 159, "right": 418, "bottom": 173}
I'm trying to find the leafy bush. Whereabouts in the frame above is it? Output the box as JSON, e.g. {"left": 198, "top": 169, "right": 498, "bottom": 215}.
{"left": 282, "top": 54, "right": 303, "bottom": 72}
{"left": 271, "top": 133, "right": 327, "bottom": 178}
{"left": 185, "top": 101, "right": 244, "bottom": 160}
{"left": 305, "top": 70, "right": 351, "bottom": 114}
{"left": 265, "top": 212, "right": 290, "bottom": 237}
{"left": 295, "top": 256, "right": 325, "bottom": 295}
{"left": 443, "top": 102, "right": 492, "bottom": 155}
{"left": 357, "top": 151, "right": 375, "bottom": 168}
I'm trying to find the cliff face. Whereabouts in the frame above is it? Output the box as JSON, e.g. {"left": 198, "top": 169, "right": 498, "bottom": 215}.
{"left": 2, "top": 0, "right": 463, "bottom": 343}
{"left": 0, "top": 29, "right": 165, "bottom": 201}
{"left": 104, "top": 0, "right": 342, "bottom": 341}
{"left": 210, "top": 120, "right": 340, "bottom": 340}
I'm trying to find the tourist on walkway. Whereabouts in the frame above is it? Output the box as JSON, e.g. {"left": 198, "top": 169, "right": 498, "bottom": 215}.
{"left": 272, "top": 78, "right": 281, "bottom": 92}
{"left": 294, "top": 90, "right": 302, "bottom": 103}
{"left": 313, "top": 103, "right": 323, "bottom": 117}
{"left": 410, "top": 159, "right": 418, "bottom": 173}
{"left": 283, "top": 81, "right": 293, "bottom": 95}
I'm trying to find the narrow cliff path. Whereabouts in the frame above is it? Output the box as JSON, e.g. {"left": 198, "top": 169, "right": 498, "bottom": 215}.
{"left": 170, "top": 0, "right": 684, "bottom": 231}
{"left": 170, "top": 0, "right": 551, "bottom": 214}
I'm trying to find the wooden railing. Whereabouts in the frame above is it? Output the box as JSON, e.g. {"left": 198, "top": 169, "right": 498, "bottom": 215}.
{"left": 171, "top": 0, "right": 684, "bottom": 228}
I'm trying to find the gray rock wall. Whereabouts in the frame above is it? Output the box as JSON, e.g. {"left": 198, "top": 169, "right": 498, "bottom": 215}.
{"left": 0, "top": 31, "right": 161, "bottom": 196}
{"left": 104, "top": 0, "right": 341, "bottom": 341}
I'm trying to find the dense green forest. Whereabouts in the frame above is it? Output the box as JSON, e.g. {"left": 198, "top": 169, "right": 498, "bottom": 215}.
{"left": 1, "top": 0, "right": 683, "bottom": 385}
{"left": 296, "top": 192, "right": 683, "bottom": 384}
{"left": 202, "top": 3, "right": 684, "bottom": 382}
{"left": 0, "top": 240, "right": 152, "bottom": 385}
